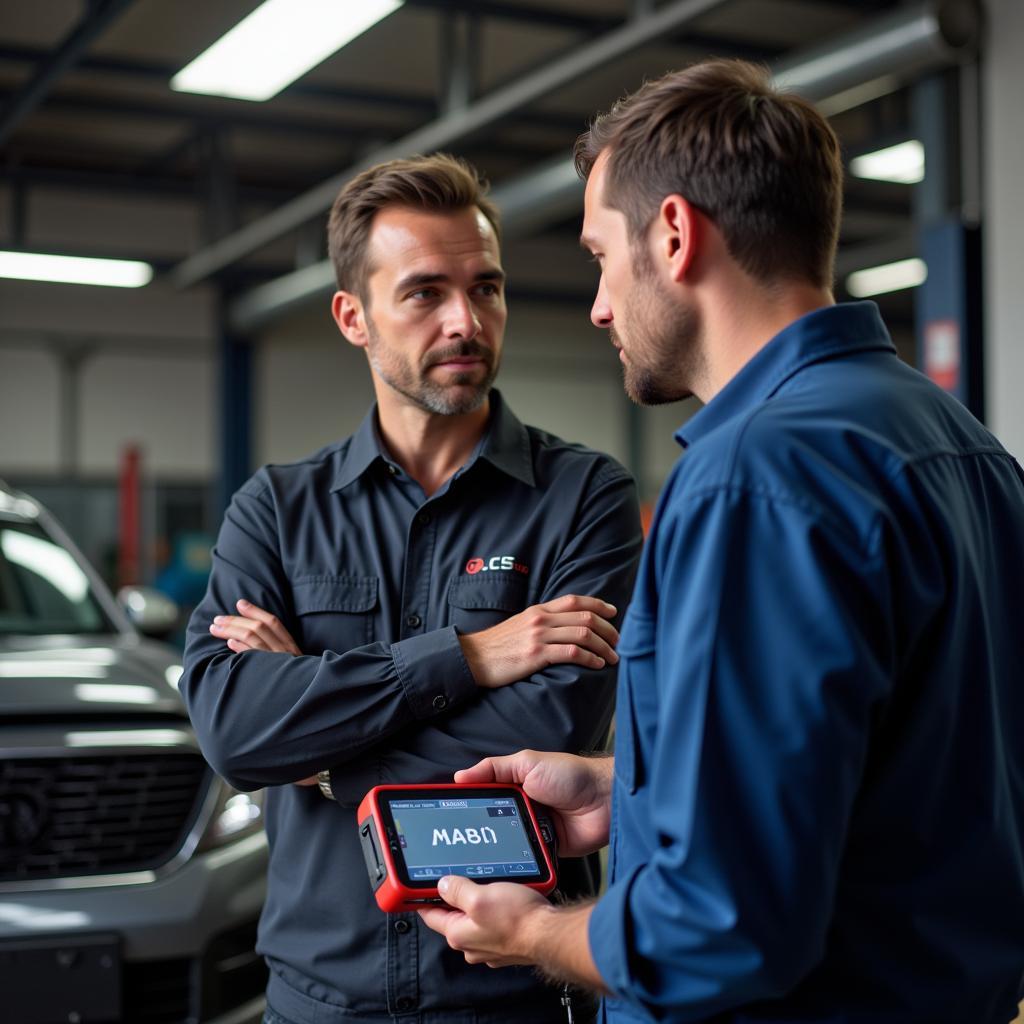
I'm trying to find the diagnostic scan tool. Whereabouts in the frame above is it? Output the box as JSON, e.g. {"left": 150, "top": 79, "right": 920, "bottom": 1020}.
{"left": 357, "top": 784, "right": 558, "bottom": 912}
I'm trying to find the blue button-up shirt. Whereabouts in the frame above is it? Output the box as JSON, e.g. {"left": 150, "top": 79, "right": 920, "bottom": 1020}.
{"left": 180, "top": 391, "right": 642, "bottom": 1023}
{"left": 589, "top": 302, "right": 1024, "bottom": 1023}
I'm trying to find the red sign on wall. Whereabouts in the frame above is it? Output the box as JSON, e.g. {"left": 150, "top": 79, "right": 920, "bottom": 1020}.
{"left": 923, "top": 319, "right": 961, "bottom": 392}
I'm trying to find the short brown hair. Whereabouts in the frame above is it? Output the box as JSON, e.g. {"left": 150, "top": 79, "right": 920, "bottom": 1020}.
{"left": 327, "top": 153, "right": 501, "bottom": 297}
{"left": 574, "top": 60, "right": 843, "bottom": 289}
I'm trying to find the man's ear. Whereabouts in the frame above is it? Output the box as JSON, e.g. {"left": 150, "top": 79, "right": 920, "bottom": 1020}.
{"left": 654, "top": 195, "right": 700, "bottom": 284}
{"left": 332, "top": 290, "right": 368, "bottom": 348}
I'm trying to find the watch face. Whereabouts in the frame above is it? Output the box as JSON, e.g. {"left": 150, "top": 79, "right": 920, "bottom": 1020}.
{"left": 376, "top": 788, "right": 550, "bottom": 889}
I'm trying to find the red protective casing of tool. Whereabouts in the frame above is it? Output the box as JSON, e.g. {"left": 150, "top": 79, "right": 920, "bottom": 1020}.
{"left": 356, "top": 783, "right": 557, "bottom": 913}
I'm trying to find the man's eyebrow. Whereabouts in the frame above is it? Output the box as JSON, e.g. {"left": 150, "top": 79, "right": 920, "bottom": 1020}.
{"left": 394, "top": 268, "right": 506, "bottom": 292}
{"left": 475, "top": 268, "right": 506, "bottom": 283}
{"left": 395, "top": 272, "right": 447, "bottom": 293}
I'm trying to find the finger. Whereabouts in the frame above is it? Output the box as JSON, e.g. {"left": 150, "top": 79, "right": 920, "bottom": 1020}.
{"left": 454, "top": 753, "right": 529, "bottom": 785}
{"left": 437, "top": 874, "right": 478, "bottom": 911}
{"left": 542, "top": 626, "right": 618, "bottom": 665}
{"left": 418, "top": 906, "right": 459, "bottom": 935}
{"left": 538, "top": 608, "right": 619, "bottom": 646}
{"left": 546, "top": 643, "right": 606, "bottom": 670}
{"left": 236, "top": 600, "right": 301, "bottom": 654}
{"left": 453, "top": 758, "right": 499, "bottom": 784}
{"left": 542, "top": 594, "right": 617, "bottom": 618}
{"left": 211, "top": 622, "right": 269, "bottom": 651}
{"left": 294, "top": 775, "right": 319, "bottom": 786}
{"left": 226, "top": 638, "right": 253, "bottom": 654}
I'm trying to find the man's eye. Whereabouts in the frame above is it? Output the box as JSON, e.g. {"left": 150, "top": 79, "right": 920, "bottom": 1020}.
{"left": 475, "top": 283, "right": 501, "bottom": 297}
{"left": 409, "top": 289, "right": 437, "bottom": 300}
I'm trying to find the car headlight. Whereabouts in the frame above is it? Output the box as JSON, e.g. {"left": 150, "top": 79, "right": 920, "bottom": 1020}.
{"left": 196, "top": 779, "right": 265, "bottom": 852}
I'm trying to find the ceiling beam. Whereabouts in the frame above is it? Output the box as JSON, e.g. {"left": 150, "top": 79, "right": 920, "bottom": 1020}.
{"left": 225, "top": 0, "right": 979, "bottom": 333}
{"left": 0, "top": 44, "right": 438, "bottom": 117}
{"left": 0, "top": 0, "right": 137, "bottom": 147}
{"left": 171, "top": 0, "right": 732, "bottom": 289}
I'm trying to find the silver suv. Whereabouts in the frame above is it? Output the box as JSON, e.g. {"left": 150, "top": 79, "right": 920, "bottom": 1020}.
{"left": 0, "top": 483, "right": 268, "bottom": 1024}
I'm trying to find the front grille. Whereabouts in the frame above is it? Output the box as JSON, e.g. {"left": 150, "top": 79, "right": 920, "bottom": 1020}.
{"left": 0, "top": 753, "right": 210, "bottom": 881}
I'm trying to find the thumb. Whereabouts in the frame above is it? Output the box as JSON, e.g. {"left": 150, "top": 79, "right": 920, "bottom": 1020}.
{"left": 453, "top": 758, "right": 497, "bottom": 784}
{"left": 438, "top": 874, "right": 476, "bottom": 909}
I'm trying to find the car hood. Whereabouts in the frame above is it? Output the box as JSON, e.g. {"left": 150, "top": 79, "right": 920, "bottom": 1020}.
{"left": 0, "top": 634, "right": 186, "bottom": 717}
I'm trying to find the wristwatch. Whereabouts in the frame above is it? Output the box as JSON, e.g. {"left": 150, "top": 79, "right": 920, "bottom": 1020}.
{"left": 317, "top": 769, "right": 336, "bottom": 801}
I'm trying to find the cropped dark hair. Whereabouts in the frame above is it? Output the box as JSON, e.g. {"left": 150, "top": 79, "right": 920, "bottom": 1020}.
{"left": 574, "top": 60, "right": 843, "bottom": 289}
{"left": 327, "top": 153, "right": 501, "bottom": 297}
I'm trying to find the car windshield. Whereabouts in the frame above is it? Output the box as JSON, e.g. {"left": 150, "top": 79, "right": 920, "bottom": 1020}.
{"left": 0, "top": 517, "right": 114, "bottom": 636}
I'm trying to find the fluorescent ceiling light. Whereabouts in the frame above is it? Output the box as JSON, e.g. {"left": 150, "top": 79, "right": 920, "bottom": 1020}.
{"left": 171, "top": 0, "right": 404, "bottom": 101}
{"left": 850, "top": 140, "right": 925, "bottom": 184}
{"left": 847, "top": 258, "right": 928, "bottom": 298}
{"left": 0, "top": 251, "right": 152, "bottom": 288}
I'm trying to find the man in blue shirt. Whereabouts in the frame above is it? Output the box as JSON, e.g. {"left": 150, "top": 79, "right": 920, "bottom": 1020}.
{"left": 421, "top": 60, "right": 1024, "bottom": 1022}
{"left": 180, "top": 154, "right": 642, "bottom": 1023}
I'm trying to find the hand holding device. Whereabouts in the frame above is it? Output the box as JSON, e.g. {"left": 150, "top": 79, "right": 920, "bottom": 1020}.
{"left": 357, "top": 783, "right": 557, "bottom": 913}
{"left": 455, "top": 749, "right": 613, "bottom": 858}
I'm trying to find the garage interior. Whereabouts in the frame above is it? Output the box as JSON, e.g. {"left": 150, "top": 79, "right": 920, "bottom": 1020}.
{"left": 1, "top": 1, "right": 1022, "bottom": 1022}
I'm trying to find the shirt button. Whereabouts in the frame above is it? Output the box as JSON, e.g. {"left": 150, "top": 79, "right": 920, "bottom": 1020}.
{"left": 417, "top": 512, "right": 431, "bottom": 526}
{"left": 406, "top": 613, "right": 422, "bottom": 628}
{"left": 387, "top": 464, "right": 398, "bottom": 475}
{"left": 394, "top": 919, "right": 410, "bottom": 934}
{"left": 432, "top": 694, "right": 447, "bottom": 711}
{"left": 396, "top": 997, "right": 414, "bottom": 1012}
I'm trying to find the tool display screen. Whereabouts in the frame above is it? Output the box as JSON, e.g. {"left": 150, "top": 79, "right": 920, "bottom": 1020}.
{"left": 379, "top": 790, "right": 546, "bottom": 886}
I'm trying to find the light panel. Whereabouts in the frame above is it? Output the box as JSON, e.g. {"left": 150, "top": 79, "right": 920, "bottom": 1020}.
{"left": 850, "top": 140, "right": 925, "bottom": 184}
{"left": 171, "top": 0, "right": 404, "bottom": 101}
{"left": 0, "top": 251, "right": 152, "bottom": 288}
{"left": 847, "top": 258, "right": 928, "bottom": 298}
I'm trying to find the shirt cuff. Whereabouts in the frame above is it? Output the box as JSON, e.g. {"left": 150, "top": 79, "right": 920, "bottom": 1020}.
{"left": 588, "top": 864, "right": 643, "bottom": 1004}
{"left": 391, "top": 625, "right": 477, "bottom": 719}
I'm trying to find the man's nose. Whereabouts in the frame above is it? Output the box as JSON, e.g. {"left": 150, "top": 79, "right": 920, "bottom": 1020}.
{"left": 444, "top": 295, "right": 481, "bottom": 339}
{"left": 590, "top": 276, "right": 612, "bottom": 329}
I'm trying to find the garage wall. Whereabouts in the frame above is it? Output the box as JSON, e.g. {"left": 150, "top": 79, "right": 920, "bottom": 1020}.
{"left": 985, "top": 0, "right": 1024, "bottom": 459}
{"left": 255, "top": 299, "right": 694, "bottom": 501}
{"left": 0, "top": 275, "right": 217, "bottom": 478}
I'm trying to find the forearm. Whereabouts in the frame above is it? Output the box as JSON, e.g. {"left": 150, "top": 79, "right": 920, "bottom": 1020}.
{"left": 181, "top": 626, "right": 474, "bottom": 788}
{"left": 526, "top": 901, "right": 609, "bottom": 993}
{"left": 324, "top": 674, "right": 617, "bottom": 807}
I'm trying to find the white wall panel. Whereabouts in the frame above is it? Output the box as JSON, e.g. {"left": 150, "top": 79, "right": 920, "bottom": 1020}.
{"left": 0, "top": 349, "right": 61, "bottom": 472}
{"left": 78, "top": 353, "right": 215, "bottom": 477}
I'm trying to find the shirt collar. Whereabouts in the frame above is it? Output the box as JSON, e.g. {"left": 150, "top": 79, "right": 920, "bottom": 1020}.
{"left": 330, "top": 388, "right": 535, "bottom": 492}
{"left": 676, "top": 300, "right": 896, "bottom": 450}
{"left": 477, "top": 389, "right": 536, "bottom": 487}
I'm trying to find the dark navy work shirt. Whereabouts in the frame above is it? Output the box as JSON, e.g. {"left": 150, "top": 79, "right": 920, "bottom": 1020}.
{"left": 589, "top": 303, "right": 1024, "bottom": 1023}
{"left": 180, "top": 390, "right": 642, "bottom": 1023}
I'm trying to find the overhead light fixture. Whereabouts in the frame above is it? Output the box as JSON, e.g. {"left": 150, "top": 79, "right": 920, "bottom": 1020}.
{"left": 171, "top": 0, "right": 404, "bottom": 101}
{"left": 850, "top": 140, "right": 925, "bottom": 184}
{"left": 846, "top": 258, "right": 928, "bottom": 298}
{"left": 0, "top": 251, "right": 153, "bottom": 288}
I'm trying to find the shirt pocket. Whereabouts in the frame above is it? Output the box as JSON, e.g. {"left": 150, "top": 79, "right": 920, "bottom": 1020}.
{"left": 447, "top": 572, "right": 529, "bottom": 634}
{"left": 612, "top": 610, "right": 656, "bottom": 795}
{"left": 290, "top": 574, "right": 378, "bottom": 655}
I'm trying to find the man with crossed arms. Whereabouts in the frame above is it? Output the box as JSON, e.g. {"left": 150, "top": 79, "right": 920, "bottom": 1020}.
{"left": 181, "top": 153, "right": 642, "bottom": 1024}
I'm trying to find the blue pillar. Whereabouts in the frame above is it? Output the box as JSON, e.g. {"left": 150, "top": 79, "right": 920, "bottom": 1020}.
{"left": 912, "top": 71, "right": 984, "bottom": 418}
{"left": 218, "top": 328, "right": 252, "bottom": 514}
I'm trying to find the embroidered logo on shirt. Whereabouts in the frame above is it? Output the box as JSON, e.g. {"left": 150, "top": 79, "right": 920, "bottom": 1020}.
{"left": 465, "top": 555, "right": 530, "bottom": 576}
